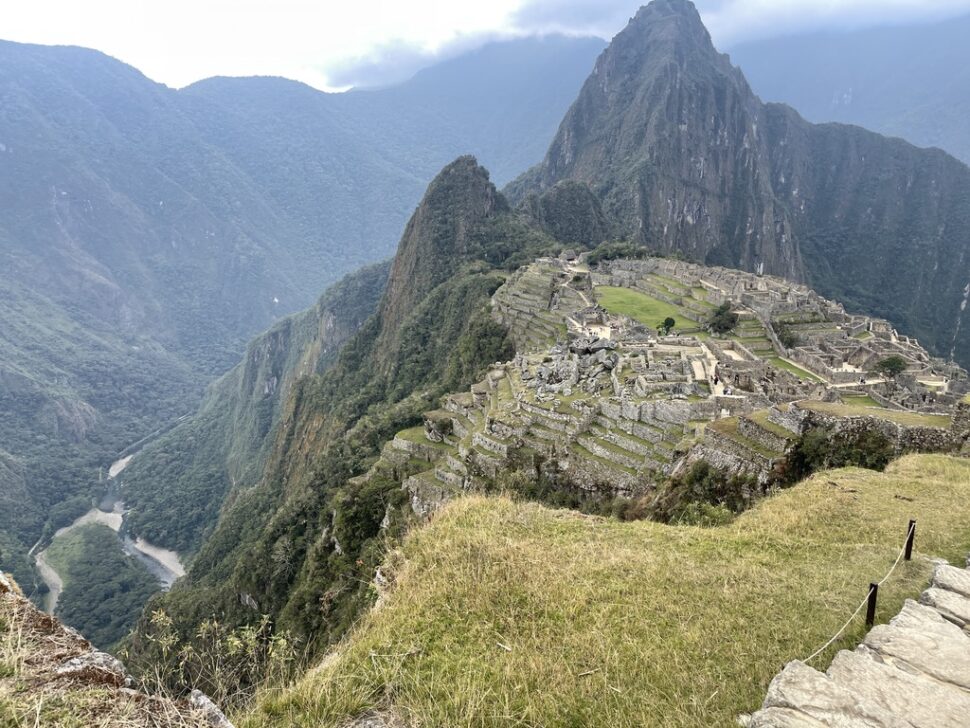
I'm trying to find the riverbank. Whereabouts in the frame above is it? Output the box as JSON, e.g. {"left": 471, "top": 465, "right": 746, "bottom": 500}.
{"left": 33, "top": 451, "right": 186, "bottom": 614}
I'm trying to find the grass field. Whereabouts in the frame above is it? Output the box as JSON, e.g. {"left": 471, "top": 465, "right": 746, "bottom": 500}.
{"left": 767, "top": 357, "right": 825, "bottom": 383}
{"left": 594, "top": 286, "right": 698, "bottom": 329}
{"left": 799, "top": 400, "right": 952, "bottom": 428}
{"left": 841, "top": 394, "right": 882, "bottom": 408}
{"left": 244, "top": 455, "right": 970, "bottom": 728}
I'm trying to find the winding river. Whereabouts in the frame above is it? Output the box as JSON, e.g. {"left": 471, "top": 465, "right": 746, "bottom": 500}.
{"left": 33, "top": 452, "right": 185, "bottom": 614}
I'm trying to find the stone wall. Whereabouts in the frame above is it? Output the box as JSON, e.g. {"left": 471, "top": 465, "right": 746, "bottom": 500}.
{"left": 794, "top": 405, "right": 960, "bottom": 455}
{"left": 561, "top": 454, "right": 640, "bottom": 496}
{"left": 739, "top": 417, "right": 791, "bottom": 453}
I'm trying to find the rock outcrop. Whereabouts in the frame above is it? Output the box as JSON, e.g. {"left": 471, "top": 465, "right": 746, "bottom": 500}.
{"left": 746, "top": 560, "right": 970, "bottom": 727}
{"left": 0, "top": 572, "right": 231, "bottom": 727}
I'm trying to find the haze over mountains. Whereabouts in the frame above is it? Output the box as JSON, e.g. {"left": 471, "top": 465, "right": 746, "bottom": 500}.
{"left": 732, "top": 13, "right": 970, "bottom": 166}
{"left": 4, "top": 0, "right": 970, "bottom": 688}
{"left": 0, "top": 34, "right": 600, "bottom": 596}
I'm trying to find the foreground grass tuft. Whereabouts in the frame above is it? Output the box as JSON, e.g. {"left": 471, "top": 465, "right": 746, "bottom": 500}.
{"left": 243, "top": 455, "right": 970, "bottom": 727}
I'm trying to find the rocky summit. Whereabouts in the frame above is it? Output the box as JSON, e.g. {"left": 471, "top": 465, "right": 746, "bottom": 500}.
{"left": 510, "top": 0, "right": 970, "bottom": 366}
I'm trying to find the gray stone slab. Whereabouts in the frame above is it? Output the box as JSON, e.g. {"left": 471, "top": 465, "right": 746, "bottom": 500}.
{"left": 920, "top": 586, "right": 970, "bottom": 628}
{"left": 827, "top": 646, "right": 970, "bottom": 728}
{"left": 761, "top": 661, "right": 912, "bottom": 727}
{"left": 864, "top": 600, "right": 970, "bottom": 691}
{"left": 932, "top": 564, "right": 970, "bottom": 600}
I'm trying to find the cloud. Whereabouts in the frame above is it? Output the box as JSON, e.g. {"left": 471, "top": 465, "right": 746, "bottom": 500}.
{"left": 696, "top": 0, "right": 970, "bottom": 46}
{"left": 325, "top": 31, "right": 518, "bottom": 89}
{"left": 4, "top": 0, "right": 970, "bottom": 90}
{"left": 507, "top": 0, "right": 640, "bottom": 38}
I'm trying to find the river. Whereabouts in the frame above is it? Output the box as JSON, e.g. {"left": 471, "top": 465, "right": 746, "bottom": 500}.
{"left": 33, "top": 452, "right": 186, "bottom": 614}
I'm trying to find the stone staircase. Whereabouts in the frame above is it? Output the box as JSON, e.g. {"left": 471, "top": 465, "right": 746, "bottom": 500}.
{"left": 745, "top": 559, "right": 970, "bottom": 727}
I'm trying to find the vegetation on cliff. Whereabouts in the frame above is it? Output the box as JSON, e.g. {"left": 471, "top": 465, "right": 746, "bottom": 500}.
{"left": 244, "top": 455, "right": 970, "bottom": 727}
{"left": 121, "top": 262, "right": 391, "bottom": 555}
{"left": 124, "top": 157, "right": 562, "bottom": 685}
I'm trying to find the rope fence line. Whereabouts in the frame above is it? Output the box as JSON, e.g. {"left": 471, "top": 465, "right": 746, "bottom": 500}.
{"left": 802, "top": 520, "right": 916, "bottom": 664}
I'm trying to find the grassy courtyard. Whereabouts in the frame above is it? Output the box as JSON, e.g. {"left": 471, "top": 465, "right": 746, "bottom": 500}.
{"left": 594, "top": 286, "right": 699, "bottom": 330}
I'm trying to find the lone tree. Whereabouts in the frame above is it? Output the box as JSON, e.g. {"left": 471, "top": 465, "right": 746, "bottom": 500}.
{"left": 708, "top": 302, "right": 739, "bottom": 334}
{"left": 776, "top": 323, "right": 800, "bottom": 349}
{"left": 873, "top": 355, "right": 908, "bottom": 393}
{"left": 658, "top": 316, "right": 676, "bottom": 335}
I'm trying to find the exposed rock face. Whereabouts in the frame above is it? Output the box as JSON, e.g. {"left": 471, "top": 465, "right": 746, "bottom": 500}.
{"left": 511, "top": 0, "right": 970, "bottom": 365}
{"left": 376, "top": 156, "right": 506, "bottom": 358}
{"left": 515, "top": 0, "right": 801, "bottom": 279}
{"left": 1, "top": 571, "right": 228, "bottom": 727}
{"left": 747, "top": 561, "right": 970, "bottom": 727}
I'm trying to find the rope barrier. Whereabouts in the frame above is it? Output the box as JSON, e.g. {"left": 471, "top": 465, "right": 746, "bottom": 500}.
{"left": 802, "top": 521, "right": 916, "bottom": 664}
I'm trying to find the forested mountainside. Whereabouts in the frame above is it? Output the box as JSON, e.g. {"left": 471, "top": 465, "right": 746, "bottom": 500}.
{"left": 731, "top": 14, "right": 970, "bottom": 166}
{"left": 121, "top": 262, "right": 389, "bottom": 555}
{"left": 508, "top": 0, "right": 970, "bottom": 367}
{"left": 125, "top": 156, "right": 561, "bottom": 671}
{"left": 0, "top": 35, "right": 599, "bottom": 601}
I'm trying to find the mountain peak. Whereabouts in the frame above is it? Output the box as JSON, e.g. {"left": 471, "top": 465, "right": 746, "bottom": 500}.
{"left": 376, "top": 156, "right": 506, "bottom": 349}
{"left": 608, "top": 0, "right": 721, "bottom": 75}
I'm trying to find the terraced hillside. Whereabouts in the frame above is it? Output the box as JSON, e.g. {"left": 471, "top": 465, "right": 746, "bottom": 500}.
{"left": 361, "top": 253, "right": 969, "bottom": 523}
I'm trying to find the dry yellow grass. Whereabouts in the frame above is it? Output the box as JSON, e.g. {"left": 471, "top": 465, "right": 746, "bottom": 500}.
{"left": 1, "top": 576, "right": 209, "bottom": 727}
{"left": 244, "top": 454, "right": 970, "bottom": 728}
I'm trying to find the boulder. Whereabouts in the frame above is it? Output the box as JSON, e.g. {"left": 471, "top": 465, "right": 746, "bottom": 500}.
{"left": 55, "top": 651, "right": 128, "bottom": 687}
{"left": 189, "top": 689, "right": 235, "bottom": 728}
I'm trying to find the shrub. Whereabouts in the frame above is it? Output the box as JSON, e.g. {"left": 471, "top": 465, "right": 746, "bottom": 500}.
{"left": 708, "top": 302, "right": 739, "bottom": 334}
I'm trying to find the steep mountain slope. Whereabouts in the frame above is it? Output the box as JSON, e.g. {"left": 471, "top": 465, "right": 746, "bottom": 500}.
{"left": 0, "top": 35, "right": 599, "bottom": 597}
{"left": 731, "top": 14, "right": 970, "bottom": 166}
{"left": 121, "top": 261, "right": 389, "bottom": 555}
{"left": 125, "top": 157, "right": 558, "bottom": 675}
{"left": 509, "top": 0, "right": 970, "bottom": 365}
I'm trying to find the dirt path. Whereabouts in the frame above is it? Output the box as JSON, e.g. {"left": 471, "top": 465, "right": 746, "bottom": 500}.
{"left": 108, "top": 454, "right": 133, "bottom": 479}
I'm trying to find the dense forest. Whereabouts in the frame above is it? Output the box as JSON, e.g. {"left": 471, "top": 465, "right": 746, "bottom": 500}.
{"left": 45, "top": 524, "right": 159, "bottom": 649}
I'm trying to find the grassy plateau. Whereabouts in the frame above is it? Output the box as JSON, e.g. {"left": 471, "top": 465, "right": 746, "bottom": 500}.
{"left": 244, "top": 454, "right": 970, "bottom": 728}
{"left": 594, "top": 286, "right": 699, "bottom": 329}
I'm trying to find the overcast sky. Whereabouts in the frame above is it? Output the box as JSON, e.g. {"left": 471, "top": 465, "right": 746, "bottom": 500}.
{"left": 5, "top": 0, "right": 970, "bottom": 90}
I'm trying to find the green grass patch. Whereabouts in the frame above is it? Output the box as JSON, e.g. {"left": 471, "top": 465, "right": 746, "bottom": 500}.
{"left": 768, "top": 357, "right": 825, "bottom": 382}
{"left": 594, "top": 287, "right": 698, "bottom": 328}
{"left": 842, "top": 394, "right": 882, "bottom": 408}
{"left": 747, "top": 410, "right": 796, "bottom": 441}
{"left": 244, "top": 455, "right": 970, "bottom": 728}
{"left": 799, "top": 401, "right": 951, "bottom": 428}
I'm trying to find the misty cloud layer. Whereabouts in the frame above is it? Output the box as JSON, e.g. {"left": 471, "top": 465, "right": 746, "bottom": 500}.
{"left": 6, "top": 0, "right": 970, "bottom": 90}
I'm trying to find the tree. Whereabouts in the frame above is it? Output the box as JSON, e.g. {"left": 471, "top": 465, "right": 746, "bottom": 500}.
{"left": 708, "top": 302, "right": 739, "bottom": 334}
{"left": 658, "top": 316, "right": 676, "bottom": 335}
{"left": 776, "top": 323, "right": 800, "bottom": 349}
{"left": 872, "top": 355, "right": 907, "bottom": 393}
{"left": 873, "top": 356, "right": 907, "bottom": 379}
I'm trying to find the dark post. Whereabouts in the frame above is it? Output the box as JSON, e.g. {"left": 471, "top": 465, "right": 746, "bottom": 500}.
{"left": 904, "top": 519, "right": 916, "bottom": 561}
{"left": 866, "top": 583, "right": 879, "bottom": 627}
